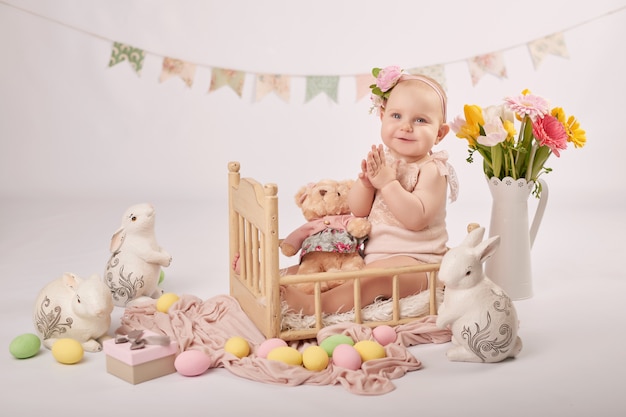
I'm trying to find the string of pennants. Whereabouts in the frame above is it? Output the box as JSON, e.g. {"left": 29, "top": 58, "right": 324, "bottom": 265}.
{"left": 108, "top": 32, "right": 570, "bottom": 104}
{"left": 3, "top": 0, "right": 623, "bottom": 104}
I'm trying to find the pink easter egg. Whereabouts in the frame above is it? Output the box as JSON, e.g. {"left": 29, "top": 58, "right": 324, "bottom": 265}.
{"left": 331, "top": 344, "right": 362, "bottom": 370}
{"left": 372, "top": 325, "right": 397, "bottom": 346}
{"left": 257, "top": 338, "right": 288, "bottom": 359}
{"left": 175, "top": 349, "right": 212, "bottom": 377}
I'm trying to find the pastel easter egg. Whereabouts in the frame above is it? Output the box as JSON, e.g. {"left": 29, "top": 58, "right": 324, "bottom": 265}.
{"left": 302, "top": 345, "right": 329, "bottom": 371}
{"left": 331, "top": 344, "right": 362, "bottom": 370}
{"left": 319, "top": 334, "right": 355, "bottom": 357}
{"left": 9, "top": 333, "right": 41, "bottom": 359}
{"left": 175, "top": 349, "right": 212, "bottom": 377}
{"left": 224, "top": 336, "right": 250, "bottom": 358}
{"left": 372, "top": 325, "right": 396, "bottom": 346}
{"left": 51, "top": 338, "right": 84, "bottom": 364}
{"left": 353, "top": 340, "right": 386, "bottom": 362}
{"left": 156, "top": 293, "right": 180, "bottom": 313}
{"left": 267, "top": 346, "right": 302, "bottom": 366}
{"left": 257, "top": 338, "right": 288, "bottom": 359}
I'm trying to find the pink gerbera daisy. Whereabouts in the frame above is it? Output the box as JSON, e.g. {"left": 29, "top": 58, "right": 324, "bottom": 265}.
{"left": 532, "top": 114, "right": 568, "bottom": 157}
{"left": 504, "top": 91, "right": 550, "bottom": 121}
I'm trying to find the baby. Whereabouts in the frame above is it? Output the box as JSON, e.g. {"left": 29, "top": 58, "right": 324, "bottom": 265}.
{"left": 282, "top": 66, "right": 458, "bottom": 315}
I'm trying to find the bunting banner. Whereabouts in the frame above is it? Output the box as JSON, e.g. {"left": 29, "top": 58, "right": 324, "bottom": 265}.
{"left": 255, "top": 74, "right": 291, "bottom": 102}
{"left": 527, "top": 32, "right": 570, "bottom": 69}
{"left": 467, "top": 52, "right": 508, "bottom": 86}
{"left": 407, "top": 64, "right": 447, "bottom": 90}
{"left": 159, "top": 57, "right": 197, "bottom": 87}
{"left": 108, "top": 42, "right": 145, "bottom": 76}
{"left": 3, "top": 0, "right": 623, "bottom": 105}
{"left": 305, "top": 76, "right": 340, "bottom": 103}
{"left": 355, "top": 73, "right": 375, "bottom": 101}
{"left": 209, "top": 68, "right": 245, "bottom": 97}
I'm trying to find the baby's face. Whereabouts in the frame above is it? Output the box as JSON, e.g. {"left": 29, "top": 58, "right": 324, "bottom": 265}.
{"left": 379, "top": 81, "right": 448, "bottom": 162}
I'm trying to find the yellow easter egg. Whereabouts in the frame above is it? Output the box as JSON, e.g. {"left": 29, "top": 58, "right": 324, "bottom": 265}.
{"left": 302, "top": 345, "right": 329, "bottom": 371}
{"left": 224, "top": 336, "right": 250, "bottom": 358}
{"left": 267, "top": 346, "right": 302, "bottom": 366}
{"left": 51, "top": 338, "right": 84, "bottom": 364}
{"left": 156, "top": 293, "right": 180, "bottom": 313}
{"left": 353, "top": 340, "right": 386, "bottom": 362}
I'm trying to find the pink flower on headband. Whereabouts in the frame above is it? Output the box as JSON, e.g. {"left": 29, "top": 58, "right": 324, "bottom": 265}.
{"left": 369, "top": 65, "right": 405, "bottom": 113}
{"left": 375, "top": 66, "right": 403, "bottom": 92}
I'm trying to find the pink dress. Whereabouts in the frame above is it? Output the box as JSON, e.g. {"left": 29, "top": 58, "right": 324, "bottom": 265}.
{"left": 363, "top": 149, "right": 458, "bottom": 264}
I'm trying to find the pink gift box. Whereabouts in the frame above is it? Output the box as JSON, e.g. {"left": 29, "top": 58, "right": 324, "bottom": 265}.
{"left": 104, "top": 330, "right": 178, "bottom": 384}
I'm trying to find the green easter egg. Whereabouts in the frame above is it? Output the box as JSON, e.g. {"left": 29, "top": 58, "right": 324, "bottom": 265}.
{"left": 9, "top": 333, "right": 41, "bottom": 359}
{"left": 159, "top": 270, "right": 165, "bottom": 284}
{"left": 319, "top": 334, "right": 355, "bottom": 357}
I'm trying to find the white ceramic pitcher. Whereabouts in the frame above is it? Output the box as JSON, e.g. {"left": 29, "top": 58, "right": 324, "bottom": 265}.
{"left": 484, "top": 176, "right": 548, "bottom": 300}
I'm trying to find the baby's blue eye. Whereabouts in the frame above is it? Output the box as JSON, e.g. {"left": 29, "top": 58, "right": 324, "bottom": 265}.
{"left": 391, "top": 113, "right": 401, "bottom": 119}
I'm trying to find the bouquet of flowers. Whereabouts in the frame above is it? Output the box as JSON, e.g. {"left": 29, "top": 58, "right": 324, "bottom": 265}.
{"left": 450, "top": 90, "right": 586, "bottom": 196}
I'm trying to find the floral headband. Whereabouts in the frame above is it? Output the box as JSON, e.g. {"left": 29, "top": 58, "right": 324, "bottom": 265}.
{"left": 369, "top": 65, "right": 447, "bottom": 122}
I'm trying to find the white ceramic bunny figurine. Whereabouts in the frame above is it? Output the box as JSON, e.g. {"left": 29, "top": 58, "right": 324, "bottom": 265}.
{"left": 104, "top": 203, "right": 171, "bottom": 307}
{"left": 436, "top": 226, "right": 522, "bottom": 363}
{"left": 33, "top": 272, "right": 114, "bottom": 352}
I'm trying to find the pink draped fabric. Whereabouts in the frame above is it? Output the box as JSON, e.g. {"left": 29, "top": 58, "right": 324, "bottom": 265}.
{"left": 118, "top": 294, "right": 451, "bottom": 395}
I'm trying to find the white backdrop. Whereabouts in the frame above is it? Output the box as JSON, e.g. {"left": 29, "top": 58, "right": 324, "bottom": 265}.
{"left": 1, "top": 1, "right": 626, "bottom": 416}
{"left": 2, "top": 0, "right": 625, "bottom": 205}
{"left": 2, "top": 0, "right": 625, "bottom": 271}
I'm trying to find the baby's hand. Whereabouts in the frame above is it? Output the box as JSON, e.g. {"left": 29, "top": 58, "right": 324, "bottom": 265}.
{"left": 367, "top": 145, "right": 397, "bottom": 189}
{"left": 358, "top": 158, "right": 374, "bottom": 189}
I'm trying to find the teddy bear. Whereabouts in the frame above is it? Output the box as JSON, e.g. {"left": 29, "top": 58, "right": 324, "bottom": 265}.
{"left": 280, "top": 179, "right": 371, "bottom": 294}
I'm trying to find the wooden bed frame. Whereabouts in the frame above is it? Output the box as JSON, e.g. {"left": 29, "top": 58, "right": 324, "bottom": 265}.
{"left": 228, "top": 161, "right": 441, "bottom": 342}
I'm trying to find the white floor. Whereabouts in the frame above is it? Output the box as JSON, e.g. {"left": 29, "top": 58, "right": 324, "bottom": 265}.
{"left": 1, "top": 196, "right": 624, "bottom": 417}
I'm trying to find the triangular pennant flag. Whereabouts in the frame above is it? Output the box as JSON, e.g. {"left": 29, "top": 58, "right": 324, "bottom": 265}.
{"left": 208, "top": 68, "right": 245, "bottom": 97}
{"left": 255, "top": 74, "right": 291, "bottom": 102}
{"left": 159, "top": 57, "right": 197, "bottom": 87}
{"left": 406, "top": 64, "right": 447, "bottom": 91}
{"left": 355, "top": 73, "right": 376, "bottom": 102}
{"left": 527, "top": 32, "right": 569, "bottom": 69}
{"left": 305, "top": 76, "right": 339, "bottom": 103}
{"left": 467, "top": 52, "right": 507, "bottom": 86}
{"left": 108, "top": 42, "right": 145, "bottom": 76}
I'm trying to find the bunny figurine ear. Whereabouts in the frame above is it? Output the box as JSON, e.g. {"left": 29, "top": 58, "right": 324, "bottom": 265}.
{"left": 109, "top": 228, "right": 126, "bottom": 253}
{"left": 475, "top": 235, "right": 501, "bottom": 264}
{"left": 61, "top": 272, "right": 81, "bottom": 291}
{"left": 460, "top": 226, "right": 486, "bottom": 248}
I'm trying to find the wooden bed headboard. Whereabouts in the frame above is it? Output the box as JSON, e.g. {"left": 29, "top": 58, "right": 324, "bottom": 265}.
{"left": 228, "top": 161, "right": 283, "bottom": 338}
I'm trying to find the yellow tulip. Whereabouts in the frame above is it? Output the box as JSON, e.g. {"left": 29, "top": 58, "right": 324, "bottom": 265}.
{"left": 464, "top": 104, "right": 484, "bottom": 128}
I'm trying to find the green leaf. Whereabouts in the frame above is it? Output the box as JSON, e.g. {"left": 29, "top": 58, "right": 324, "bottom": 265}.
{"left": 483, "top": 159, "right": 494, "bottom": 178}
{"left": 372, "top": 68, "right": 381, "bottom": 77}
{"left": 491, "top": 144, "right": 503, "bottom": 178}
{"left": 530, "top": 145, "right": 551, "bottom": 180}
{"left": 476, "top": 145, "right": 492, "bottom": 175}
{"left": 371, "top": 86, "right": 383, "bottom": 96}
{"left": 516, "top": 117, "right": 534, "bottom": 177}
